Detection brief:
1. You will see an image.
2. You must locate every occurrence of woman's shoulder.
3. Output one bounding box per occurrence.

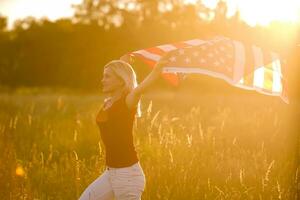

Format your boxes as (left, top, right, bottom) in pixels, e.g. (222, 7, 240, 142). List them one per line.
(112, 93, 138, 115)
(101, 93, 137, 113)
(96, 107, 108, 123)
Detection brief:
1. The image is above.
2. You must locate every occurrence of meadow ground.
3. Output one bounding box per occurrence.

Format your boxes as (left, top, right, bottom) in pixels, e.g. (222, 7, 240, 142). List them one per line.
(0, 88, 298, 199)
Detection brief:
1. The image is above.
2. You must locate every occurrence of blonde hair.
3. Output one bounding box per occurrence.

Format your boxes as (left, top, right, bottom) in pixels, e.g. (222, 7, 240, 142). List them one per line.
(104, 59, 142, 117)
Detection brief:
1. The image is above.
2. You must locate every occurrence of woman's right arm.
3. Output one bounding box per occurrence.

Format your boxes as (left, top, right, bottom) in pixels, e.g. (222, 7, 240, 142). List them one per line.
(124, 58, 167, 109)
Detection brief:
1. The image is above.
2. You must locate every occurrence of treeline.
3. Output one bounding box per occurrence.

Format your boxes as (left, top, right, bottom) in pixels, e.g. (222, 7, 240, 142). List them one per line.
(0, 0, 299, 97)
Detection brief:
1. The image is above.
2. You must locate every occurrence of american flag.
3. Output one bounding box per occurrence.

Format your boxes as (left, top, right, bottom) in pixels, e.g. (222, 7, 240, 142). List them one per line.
(125, 36, 289, 104)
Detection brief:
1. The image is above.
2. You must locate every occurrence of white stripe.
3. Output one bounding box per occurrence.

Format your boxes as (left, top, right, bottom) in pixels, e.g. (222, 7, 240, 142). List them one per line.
(163, 67, 210, 73)
(238, 78, 244, 84)
(133, 50, 161, 61)
(270, 52, 282, 75)
(270, 52, 282, 93)
(232, 40, 245, 83)
(252, 46, 264, 88)
(183, 39, 206, 46)
(162, 67, 233, 83)
(156, 44, 177, 52)
(163, 66, 289, 104)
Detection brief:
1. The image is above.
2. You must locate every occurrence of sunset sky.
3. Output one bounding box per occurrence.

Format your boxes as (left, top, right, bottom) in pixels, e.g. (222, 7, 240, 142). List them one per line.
(0, 0, 82, 28)
(0, 0, 299, 29)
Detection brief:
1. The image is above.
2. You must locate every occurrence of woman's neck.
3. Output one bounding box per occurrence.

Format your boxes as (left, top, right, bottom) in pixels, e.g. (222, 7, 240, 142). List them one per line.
(114, 89, 125, 98)
(104, 89, 125, 103)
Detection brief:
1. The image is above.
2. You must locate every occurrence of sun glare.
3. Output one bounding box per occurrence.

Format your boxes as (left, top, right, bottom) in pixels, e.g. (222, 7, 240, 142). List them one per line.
(3, 0, 81, 28)
(184, 0, 300, 26)
(236, 0, 300, 26)
(1, 0, 300, 28)
(183, 0, 199, 5)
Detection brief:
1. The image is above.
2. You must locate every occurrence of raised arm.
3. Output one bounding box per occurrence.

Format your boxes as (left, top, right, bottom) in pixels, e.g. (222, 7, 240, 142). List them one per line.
(120, 54, 166, 109)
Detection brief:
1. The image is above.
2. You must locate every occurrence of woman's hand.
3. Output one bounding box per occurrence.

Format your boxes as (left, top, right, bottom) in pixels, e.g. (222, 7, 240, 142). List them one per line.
(153, 59, 169, 75)
(120, 54, 132, 64)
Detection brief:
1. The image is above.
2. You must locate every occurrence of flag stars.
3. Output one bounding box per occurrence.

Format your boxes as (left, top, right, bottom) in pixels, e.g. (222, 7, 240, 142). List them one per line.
(226, 66, 232, 72)
(213, 61, 220, 66)
(200, 46, 206, 50)
(199, 58, 206, 63)
(226, 43, 232, 48)
(219, 46, 225, 51)
(169, 56, 176, 62)
(193, 51, 199, 57)
(184, 57, 191, 63)
(178, 49, 185, 55)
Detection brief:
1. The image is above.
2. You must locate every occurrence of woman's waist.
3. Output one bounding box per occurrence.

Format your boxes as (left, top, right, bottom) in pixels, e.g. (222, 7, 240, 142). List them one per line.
(105, 153, 139, 168)
(106, 161, 144, 175)
(107, 161, 140, 170)
(102, 141, 136, 152)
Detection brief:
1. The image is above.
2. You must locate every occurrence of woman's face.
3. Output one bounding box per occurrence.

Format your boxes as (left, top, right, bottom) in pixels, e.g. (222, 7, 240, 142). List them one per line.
(101, 67, 124, 93)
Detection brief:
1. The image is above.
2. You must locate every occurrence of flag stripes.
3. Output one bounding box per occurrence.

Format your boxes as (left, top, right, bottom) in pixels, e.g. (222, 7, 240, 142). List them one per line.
(126, 36, 289, 104)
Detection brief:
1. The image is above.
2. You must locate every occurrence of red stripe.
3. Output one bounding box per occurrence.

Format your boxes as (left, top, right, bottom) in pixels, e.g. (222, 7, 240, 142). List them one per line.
(132, 53, 156, 67)
(163, 73, 179, 86)
(172, 42, 190, 49)
(145, 47, 166, 56)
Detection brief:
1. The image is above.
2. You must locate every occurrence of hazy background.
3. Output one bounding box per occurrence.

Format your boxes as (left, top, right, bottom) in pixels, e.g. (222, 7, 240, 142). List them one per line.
(0, 1, 299, 199)
(0, 0, 299, 100)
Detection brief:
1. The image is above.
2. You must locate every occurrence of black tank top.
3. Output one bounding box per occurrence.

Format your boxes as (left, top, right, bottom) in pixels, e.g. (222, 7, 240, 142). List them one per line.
(96, 94, 139, 167)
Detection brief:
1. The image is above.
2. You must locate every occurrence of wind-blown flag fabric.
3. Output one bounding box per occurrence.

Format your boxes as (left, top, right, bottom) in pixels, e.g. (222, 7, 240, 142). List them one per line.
(125, 36, 289, 104)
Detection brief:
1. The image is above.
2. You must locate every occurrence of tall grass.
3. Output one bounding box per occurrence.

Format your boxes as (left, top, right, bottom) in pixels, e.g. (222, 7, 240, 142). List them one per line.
(0, 91, 298, 199)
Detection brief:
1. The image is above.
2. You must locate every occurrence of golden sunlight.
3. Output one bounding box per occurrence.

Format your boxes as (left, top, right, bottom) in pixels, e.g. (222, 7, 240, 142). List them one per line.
(236, 0, 300, 26)
(183, 0, 199, 5)
(1, 0, 82, 27)
(1, 0, 300, 28)
(185, 0, 300, 26)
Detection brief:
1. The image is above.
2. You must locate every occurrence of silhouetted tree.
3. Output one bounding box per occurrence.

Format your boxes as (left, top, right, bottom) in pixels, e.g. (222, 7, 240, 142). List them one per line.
(0, 15, 7, 31)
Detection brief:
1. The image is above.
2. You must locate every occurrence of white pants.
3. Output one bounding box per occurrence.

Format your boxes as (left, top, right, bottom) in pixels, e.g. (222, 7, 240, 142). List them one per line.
(79, 162, 145, 200)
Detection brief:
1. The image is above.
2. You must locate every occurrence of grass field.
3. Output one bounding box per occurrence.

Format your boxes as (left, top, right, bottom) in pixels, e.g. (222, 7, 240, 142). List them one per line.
(0, 89, 298, 199)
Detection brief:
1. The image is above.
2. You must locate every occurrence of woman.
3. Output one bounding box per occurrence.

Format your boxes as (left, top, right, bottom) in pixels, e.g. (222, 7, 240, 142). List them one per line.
(79, 57, 165, 200)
